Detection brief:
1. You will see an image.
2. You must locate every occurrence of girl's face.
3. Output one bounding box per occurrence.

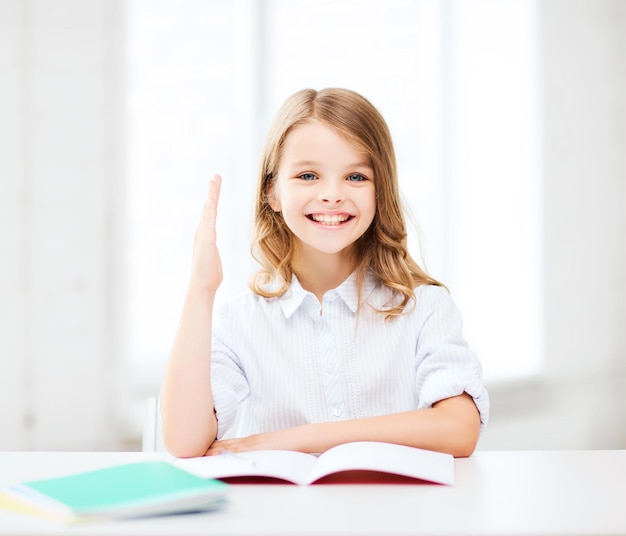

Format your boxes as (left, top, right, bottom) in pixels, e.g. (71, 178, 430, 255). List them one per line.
(269, 120, 376, 260)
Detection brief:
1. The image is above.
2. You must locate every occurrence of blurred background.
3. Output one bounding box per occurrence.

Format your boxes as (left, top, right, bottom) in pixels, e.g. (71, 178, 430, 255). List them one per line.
(0, 0, 624, 451)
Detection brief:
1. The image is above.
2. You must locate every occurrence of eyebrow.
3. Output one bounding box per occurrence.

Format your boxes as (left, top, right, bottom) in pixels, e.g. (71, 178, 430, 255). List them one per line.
(287, 160, 373, 170)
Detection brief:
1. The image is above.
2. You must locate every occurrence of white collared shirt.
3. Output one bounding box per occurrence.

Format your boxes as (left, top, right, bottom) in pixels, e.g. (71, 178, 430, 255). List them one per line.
(211, 273, 489, 438)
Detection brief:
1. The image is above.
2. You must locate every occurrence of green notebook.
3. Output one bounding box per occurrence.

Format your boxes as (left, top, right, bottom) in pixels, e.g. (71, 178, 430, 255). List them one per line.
(1, 461, 228, 524)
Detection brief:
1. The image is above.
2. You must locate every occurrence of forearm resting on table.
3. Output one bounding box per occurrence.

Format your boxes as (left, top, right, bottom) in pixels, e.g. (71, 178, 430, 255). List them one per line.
(305, 393, 481, 457)
(209, 392, 481, 458)
(160, 289, 219, 458)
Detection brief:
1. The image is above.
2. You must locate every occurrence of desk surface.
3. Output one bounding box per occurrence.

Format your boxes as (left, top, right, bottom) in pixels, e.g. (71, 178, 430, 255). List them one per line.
(1, 450, 625, 536)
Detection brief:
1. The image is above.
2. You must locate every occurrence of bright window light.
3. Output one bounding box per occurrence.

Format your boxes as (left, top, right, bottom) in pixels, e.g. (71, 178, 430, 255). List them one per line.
(125, 0, 541, 386)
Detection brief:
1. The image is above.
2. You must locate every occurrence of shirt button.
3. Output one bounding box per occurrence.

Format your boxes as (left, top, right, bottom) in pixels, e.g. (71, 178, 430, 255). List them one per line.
(332, 408, 342, 417)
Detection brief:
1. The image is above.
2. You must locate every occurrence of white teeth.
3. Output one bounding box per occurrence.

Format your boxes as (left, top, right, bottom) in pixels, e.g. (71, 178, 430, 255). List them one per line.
(310, 214, 350, 225)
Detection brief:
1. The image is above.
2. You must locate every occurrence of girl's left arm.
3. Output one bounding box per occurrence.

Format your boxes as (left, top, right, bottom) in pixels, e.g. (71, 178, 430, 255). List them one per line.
(205, 392, 481, 458)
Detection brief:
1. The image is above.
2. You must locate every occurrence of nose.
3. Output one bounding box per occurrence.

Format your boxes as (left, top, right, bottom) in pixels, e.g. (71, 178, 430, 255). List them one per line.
(320, 181, 345, 204)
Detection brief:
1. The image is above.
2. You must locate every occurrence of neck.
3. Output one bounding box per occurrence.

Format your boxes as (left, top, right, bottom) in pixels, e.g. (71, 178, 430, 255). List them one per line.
(292, 249, 356, 302)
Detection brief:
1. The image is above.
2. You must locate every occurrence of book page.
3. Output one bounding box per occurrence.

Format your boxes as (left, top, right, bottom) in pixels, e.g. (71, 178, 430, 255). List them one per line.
(305, 442, 455, 485)
(176, 450, 318, 485)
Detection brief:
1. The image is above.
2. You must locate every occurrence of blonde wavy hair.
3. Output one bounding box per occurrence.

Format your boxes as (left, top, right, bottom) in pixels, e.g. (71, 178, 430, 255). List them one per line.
(250, 88, 443, 318)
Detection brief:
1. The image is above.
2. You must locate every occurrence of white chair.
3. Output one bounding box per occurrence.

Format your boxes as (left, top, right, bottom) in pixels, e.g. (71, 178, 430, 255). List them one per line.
(142, 396, 165, 452)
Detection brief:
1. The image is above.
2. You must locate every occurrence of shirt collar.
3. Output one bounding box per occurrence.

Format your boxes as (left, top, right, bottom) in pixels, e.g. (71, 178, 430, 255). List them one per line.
(278, 271, 380, 318)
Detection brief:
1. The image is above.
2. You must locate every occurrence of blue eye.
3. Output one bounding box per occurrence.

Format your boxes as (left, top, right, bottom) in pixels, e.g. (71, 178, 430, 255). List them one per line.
(346, 173, 366, 182)
(298, 173, 317, 181)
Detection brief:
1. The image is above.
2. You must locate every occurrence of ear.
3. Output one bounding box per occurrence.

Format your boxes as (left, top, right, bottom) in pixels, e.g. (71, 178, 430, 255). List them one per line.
(266, 182, 281, 212)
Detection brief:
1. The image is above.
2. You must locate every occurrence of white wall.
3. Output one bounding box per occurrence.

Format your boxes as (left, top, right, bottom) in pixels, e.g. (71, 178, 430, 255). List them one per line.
(0, 0, 624, 451)
(0, 0, 125, 450)
(479, 0, 626, 450)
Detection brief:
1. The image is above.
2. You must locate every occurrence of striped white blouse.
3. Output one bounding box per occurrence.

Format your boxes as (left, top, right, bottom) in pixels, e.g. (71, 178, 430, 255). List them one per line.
(211, 272, 489, 439)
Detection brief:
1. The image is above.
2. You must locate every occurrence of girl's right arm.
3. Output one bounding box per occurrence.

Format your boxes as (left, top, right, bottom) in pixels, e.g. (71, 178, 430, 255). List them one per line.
(160, 174, 223, 458)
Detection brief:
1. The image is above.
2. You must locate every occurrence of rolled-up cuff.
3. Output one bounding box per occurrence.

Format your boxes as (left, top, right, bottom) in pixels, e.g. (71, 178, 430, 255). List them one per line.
(418, 367, 490, 430)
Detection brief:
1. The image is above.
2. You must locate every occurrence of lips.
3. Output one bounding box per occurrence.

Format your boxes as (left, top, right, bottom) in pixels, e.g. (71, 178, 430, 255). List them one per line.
(307, 213, 354, 226)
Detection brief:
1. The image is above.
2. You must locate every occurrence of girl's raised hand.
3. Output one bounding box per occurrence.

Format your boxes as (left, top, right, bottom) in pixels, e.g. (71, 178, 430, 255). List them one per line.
(190, 174, 223, 292)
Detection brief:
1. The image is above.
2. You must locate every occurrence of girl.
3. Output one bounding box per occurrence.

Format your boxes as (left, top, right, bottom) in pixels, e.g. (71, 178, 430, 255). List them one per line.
(161, 88, 489, 459)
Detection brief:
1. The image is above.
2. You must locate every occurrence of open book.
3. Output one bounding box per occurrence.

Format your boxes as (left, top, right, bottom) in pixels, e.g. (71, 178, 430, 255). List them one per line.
(175, 441, 455, 486)
(0, 461, 228, 524)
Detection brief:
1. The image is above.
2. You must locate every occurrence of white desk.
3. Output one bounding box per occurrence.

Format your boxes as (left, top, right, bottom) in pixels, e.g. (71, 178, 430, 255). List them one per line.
(1, 450, 625, 535)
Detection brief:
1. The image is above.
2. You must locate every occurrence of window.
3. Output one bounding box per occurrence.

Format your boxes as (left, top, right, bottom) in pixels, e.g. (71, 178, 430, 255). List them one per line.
(441, 0, 542, 380)
(125, 0, 541, 394)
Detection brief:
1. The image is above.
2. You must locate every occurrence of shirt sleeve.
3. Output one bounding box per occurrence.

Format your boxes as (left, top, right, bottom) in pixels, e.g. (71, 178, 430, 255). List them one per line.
(413, 286, 490, 428)
(211, 307, 251, 439)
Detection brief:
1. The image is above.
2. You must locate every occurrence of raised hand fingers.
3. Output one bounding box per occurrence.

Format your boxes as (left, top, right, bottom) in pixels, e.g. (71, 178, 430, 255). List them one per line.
(191, 174, 224, 291)
(207, 173, 222, 207)
(201, 174, 222, 234)
(201, 175, 222, 242)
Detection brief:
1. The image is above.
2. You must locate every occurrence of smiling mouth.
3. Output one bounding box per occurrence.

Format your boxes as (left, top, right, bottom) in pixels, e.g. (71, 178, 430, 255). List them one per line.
(307, 213, 354, 226)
